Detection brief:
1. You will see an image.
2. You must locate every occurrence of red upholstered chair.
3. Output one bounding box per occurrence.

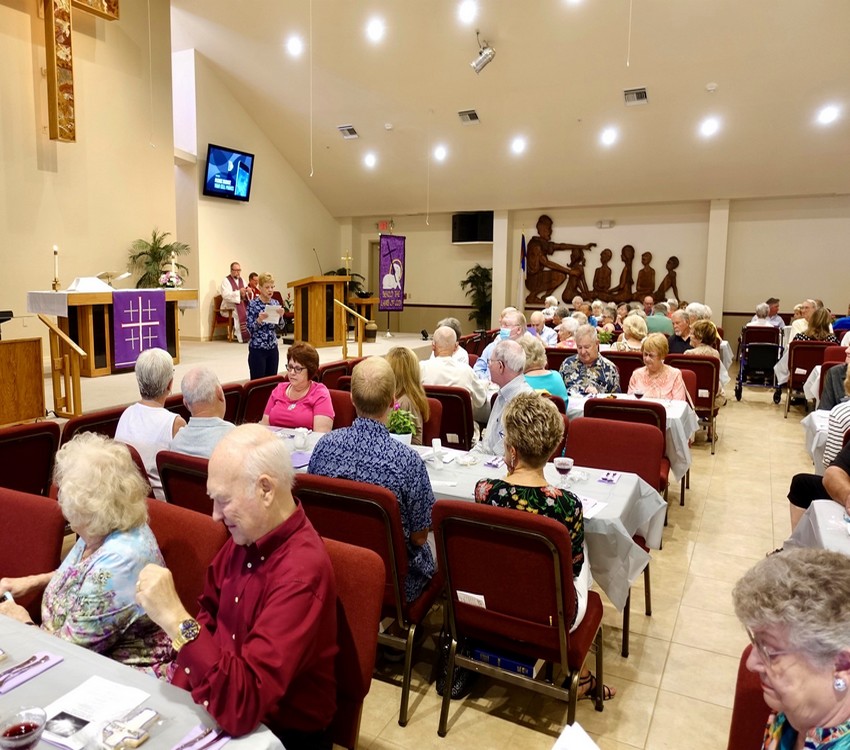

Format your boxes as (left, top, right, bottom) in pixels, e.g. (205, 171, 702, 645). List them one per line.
(548, 414, 570, 463)
(0, 421, 60, 496)
(60, 405, 127, 444)
(666, 354, 721, 452)
(0, 487, 66, 623)
(566, 417, 663, 657)
(727, 645, 771, 750)
(781, 340, 832, 417)
(467, 353, 479, 368)
(457, 334, 476, 353)
(605, 351, 644, 392)
(209, 294, 234, 342)
(541, 392, 567, 414)
(329, 388, 356, 429)
(316, 360, 350, 390)
(421, 398, 442, 446)
(422, 385, 475, 451)
(145, 498, 228, 618)
(156, 450, 212, 515)
(323, 538, 385, 750)
(824, 345, 846, 363)
(432, 500, 604, 735)
(545, 347, 572, 372)
(124, 444, 152, 496)
(238, 374, 286, 424)
(164, 393, 191, 422)
(292, 474, 444, 727)
(336, 375, 352, 392)
(165, 384, 242, 424)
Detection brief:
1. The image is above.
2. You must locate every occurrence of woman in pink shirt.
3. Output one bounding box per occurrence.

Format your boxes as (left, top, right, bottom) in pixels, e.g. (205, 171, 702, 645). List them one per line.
(628, 333, 688, 400)
(261, 342, 335, 431)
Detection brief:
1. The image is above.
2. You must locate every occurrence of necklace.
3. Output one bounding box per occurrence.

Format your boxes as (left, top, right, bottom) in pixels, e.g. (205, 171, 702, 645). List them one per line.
(286, 383, 308, 408)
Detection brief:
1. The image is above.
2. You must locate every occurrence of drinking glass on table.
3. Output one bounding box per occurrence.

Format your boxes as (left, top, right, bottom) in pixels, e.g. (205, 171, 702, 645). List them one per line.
(553, 457, 574, 489)
(633, 390, 644, 399)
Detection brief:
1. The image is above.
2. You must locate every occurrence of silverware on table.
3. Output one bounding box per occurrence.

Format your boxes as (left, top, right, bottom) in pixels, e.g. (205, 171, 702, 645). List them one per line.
(0, 654, 49, 689)
(174, 728, 224, 750)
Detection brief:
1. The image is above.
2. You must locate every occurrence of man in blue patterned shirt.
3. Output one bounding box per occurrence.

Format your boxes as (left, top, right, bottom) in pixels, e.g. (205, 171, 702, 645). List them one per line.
(559, 324, 620, 395)
(307, 357, 436, 603)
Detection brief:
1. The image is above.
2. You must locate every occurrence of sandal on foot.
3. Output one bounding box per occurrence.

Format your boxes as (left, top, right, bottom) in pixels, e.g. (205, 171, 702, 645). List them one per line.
(578, 673, 615, 701)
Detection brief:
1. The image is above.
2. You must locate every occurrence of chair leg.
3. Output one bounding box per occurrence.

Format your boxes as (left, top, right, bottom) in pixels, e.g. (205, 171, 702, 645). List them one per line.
(566, 669, 580, 725)
(621, 590, 630, 658)
(594, 625, 604, 713)
(710, 416, 716, 455)
(437, 636, 457, 737)
(679, 473, 686, 506)
(686, 468, 690, 489)
(643, 564, 652, 616)
(784, 383, 791, 418)
(398, 623, 416, 727)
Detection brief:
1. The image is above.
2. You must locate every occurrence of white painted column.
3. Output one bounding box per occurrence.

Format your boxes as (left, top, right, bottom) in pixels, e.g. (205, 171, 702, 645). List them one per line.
(704, 199, 730, 317)
(490, 210, 511, 327)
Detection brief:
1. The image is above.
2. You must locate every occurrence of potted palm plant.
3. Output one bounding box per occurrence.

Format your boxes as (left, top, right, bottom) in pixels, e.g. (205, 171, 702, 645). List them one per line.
(460, 264, 492, 329)
(127, 229, 191, 289)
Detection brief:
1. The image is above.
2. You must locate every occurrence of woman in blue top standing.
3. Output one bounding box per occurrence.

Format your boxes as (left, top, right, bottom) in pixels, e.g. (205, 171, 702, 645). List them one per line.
(246, 272, 281, 379)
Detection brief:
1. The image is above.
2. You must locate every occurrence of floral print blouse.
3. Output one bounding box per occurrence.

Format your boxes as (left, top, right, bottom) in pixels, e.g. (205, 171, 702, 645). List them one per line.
(41, 524, 172, 678)
(762, 711, 850, 749)
(246, 296, 280, 351)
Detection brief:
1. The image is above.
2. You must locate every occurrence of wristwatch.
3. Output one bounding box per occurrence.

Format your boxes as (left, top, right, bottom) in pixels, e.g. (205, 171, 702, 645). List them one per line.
(172, 618, 200, 652)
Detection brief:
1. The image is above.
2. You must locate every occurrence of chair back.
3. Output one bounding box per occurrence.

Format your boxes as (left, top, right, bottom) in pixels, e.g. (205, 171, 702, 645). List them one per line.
(156, 450, 212, 515)
(329, 389, 356, 429)
(741, 325, 781, 347)
(323, 538, 384, 750)
(540, 393, 567, 414)
(61, 405, 127, 444)
(421, 385, 475, 451)
(457, 333, 476, 353)
(787, 341, 832, 390)
(238, 374, 286, 424)
(824, 345, 847, 363)
(221, 382, 243, 423)
(467, 352, 479, 368)
(544, 347, 572, 372)
(164, 393, 191, 422)
(566, 417, 663, 488)
(432, 500, 576, 668)
(293, 474, 408, 617)
(606, 351, 644, 389)
(680, 369, 697, 404)
(335, 375, 352, 392)
(666, 354, 720, 418)
(726, 645, 771, 750)
(548, 414, 570, 462)
(124, 444, 152, 496)
(422, 398, 443, 445)
(210, 295, 233, 341)
(316, 360, 350, 389)
(0, 487, 66, 622)
(583, 398, 667, 435)
(0, 421, 60, 496)
(145, 499, 228, 617)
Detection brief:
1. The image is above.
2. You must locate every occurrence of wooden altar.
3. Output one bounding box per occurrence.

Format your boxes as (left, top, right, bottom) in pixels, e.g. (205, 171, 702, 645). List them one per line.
(288, 276, 349, 348)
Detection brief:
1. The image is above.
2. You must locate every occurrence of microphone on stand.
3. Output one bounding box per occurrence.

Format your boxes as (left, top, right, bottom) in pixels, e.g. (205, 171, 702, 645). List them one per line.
(313, 248, 323, 276)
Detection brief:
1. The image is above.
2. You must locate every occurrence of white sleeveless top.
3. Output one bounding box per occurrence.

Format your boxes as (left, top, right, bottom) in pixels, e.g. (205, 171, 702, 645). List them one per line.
(115, 403, 177, 501)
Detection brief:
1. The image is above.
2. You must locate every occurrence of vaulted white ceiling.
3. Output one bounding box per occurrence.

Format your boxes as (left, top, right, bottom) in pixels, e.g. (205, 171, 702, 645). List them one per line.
(170, 0, 850, 218)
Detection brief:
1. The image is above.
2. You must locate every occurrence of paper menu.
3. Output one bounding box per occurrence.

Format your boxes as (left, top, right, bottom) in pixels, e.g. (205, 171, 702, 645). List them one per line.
(263, 305, 281, 324)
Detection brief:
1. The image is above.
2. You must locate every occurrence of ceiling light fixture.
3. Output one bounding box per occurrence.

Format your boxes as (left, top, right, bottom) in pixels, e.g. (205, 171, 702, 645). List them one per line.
(699, 116, 720, 138)
(366, 17, 385, 43)
(458, 0, 477, 25)
(364, 152, 377, 169)
(510, 136, 526, 155)
(285, 35, 303, 57)
(433, 144, 447, 162)
(600, 127, 618, 146)
(470, 31, 495, 74)
(817, 105, 840, 125)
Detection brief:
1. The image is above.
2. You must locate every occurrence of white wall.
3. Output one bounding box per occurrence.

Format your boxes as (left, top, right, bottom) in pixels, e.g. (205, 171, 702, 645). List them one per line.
(1, 0, 176, 344)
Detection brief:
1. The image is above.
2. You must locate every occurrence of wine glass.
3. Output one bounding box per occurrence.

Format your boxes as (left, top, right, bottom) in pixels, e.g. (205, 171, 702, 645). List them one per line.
(634, 390, 644, 400)
(553, 457, 574, 489)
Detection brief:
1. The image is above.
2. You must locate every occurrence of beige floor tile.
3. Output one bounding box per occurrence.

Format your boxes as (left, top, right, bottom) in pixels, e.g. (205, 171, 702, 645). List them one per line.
(593, 737, 645, 750)
(644, 692, 732, 750)
(568, 678, 658, 747)
(600, 631, 671, 689)
(680, 574, 737, 617)
(601, 589, 681, 642)
(671, 605, 748, 658)
(659, 643, 739, 708)
(688, 545, 762, 584)
(694, 528, 774, 559)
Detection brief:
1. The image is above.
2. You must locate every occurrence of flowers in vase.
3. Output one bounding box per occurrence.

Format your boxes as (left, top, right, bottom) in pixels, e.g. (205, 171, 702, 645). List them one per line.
(158, 270, 183, 288)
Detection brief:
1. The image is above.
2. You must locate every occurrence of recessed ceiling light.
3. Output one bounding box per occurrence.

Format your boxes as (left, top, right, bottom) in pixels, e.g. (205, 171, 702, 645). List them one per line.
(458, 0, 477, 24)
(565, 0, 583, 5)
(364, 152, 377, 169)
(600, 127, 618, 146)
(285, 35, 303, 57)
(817, 104, 840, 125)
(699, 116, 720, 138)
(433, 144, 448, 162)
(366, 17, 385, 43)
(510, 136, 526, 155)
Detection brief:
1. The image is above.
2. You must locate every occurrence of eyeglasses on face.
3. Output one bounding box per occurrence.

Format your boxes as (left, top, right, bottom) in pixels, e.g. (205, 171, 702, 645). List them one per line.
(286, 364, 306, 374)
(746, 627, 796, 667)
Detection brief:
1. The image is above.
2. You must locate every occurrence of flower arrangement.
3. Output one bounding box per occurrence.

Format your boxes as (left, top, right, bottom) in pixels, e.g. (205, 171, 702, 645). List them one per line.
(597, 330, 614, 345)
(281, 292, 294, 312)
(387, 403, 416, 435)
(158, 270, 183, 288)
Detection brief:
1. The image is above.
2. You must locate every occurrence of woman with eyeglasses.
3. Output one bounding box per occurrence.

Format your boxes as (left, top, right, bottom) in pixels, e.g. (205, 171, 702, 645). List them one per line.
(732, 548, 850, 750)
(260, 342, 335, 432)
(246, 272, 281, 379)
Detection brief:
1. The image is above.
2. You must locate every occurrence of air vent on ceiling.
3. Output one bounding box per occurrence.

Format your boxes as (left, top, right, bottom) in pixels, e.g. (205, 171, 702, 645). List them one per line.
(457, 109, 480, 124)
(623, 87, 648, 106)
(337, 124, 359, 139)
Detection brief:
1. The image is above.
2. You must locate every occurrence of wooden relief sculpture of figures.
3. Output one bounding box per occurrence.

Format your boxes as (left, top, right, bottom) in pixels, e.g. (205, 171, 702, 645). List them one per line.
(525, 215, 596, 304)
(654, 256, 680, 301)
(592, 248, 613, 296)
(604, 245, 636, 303)
(635, 252, 656, 299)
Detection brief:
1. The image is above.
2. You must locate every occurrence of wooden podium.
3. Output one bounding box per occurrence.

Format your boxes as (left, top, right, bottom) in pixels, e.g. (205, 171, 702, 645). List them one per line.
(0, 338, 45, 425)
(288, 276, 349, 348)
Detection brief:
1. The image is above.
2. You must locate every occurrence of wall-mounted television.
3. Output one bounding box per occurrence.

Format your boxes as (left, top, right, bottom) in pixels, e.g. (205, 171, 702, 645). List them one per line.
(203, 143, 255, 202)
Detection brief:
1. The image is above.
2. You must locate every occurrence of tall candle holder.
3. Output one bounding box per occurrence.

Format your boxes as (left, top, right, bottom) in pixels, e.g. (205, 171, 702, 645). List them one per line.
(51, 245, 61, 291)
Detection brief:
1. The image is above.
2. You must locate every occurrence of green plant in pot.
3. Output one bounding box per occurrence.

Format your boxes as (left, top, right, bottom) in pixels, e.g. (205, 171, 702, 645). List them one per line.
(326, 267, 367, 297)
(128, 229, 190, 289)
(387, 403, 416, 444)
(460, 264, 492, 330)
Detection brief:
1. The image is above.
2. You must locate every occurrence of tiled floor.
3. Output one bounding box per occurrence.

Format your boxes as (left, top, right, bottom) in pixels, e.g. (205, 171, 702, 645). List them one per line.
(53, 339, 815, 749)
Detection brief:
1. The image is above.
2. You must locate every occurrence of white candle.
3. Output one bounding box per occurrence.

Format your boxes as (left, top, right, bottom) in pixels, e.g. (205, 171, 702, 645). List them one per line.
(170, 250, 176, 273)
(53, 245, 59, 279)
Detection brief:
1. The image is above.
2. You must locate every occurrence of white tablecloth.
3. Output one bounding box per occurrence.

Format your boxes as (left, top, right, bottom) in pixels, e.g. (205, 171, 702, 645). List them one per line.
(0, 618, 283, 749)
(804, 364, 822, 405)
(719, 340, 733, 370)
(416, 446, 667, 611)
(784, 500, 850, 555)
(801, 409, 829, 475)
(566, 394, 698, 481)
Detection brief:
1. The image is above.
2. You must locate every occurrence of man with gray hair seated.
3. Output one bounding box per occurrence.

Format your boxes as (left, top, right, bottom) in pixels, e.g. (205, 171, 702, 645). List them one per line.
(669, 309, 693, 353)
(478, 339, 533, 456)
(115, 347, 186, 500)
(749, 297, 783, 327)
(420, 326, 489, 421)
(530, 310, 558, 346)
(558, 324, 620, 395)
(646, 301, 674, 335)
(473, 310, 527, 380)
(169, 367, 235, 458)
(430, 316, 469, 365)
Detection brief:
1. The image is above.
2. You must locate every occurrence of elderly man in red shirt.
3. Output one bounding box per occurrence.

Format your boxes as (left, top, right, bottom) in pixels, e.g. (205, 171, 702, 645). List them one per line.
(136, 424, 338, 750)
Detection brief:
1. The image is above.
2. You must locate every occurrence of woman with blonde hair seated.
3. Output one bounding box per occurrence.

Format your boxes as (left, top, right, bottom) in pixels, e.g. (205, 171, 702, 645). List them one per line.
(0, 433, 171, 677)
(794, 306, 840, 344)
(386, 346, 430, 445)
(685, 319, 728, 406)
(519, 335, 568, 400)
(628, 333, 688, 400)
(613, 313, 647, 352)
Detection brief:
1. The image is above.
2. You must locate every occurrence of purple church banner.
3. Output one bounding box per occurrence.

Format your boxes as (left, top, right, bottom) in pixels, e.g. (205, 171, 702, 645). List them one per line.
(112, 290, 167, 368)
(378, 234, 406, 312)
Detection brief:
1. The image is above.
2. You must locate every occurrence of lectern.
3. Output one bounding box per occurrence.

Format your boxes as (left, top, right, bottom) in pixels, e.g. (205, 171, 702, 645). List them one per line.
(288, 276, 349, 348)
